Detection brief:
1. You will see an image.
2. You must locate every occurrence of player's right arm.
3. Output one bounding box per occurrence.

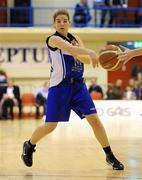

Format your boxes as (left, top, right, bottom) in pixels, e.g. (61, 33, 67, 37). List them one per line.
(48, 36, 98, 68)
(73, 35, 97, 66)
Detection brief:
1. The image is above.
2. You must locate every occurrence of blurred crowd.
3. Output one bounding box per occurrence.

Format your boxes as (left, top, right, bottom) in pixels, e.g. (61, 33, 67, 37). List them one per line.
(89, 76, 142, 100)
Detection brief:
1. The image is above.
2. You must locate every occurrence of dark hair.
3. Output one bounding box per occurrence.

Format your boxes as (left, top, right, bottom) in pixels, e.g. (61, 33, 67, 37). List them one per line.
(53, 9, 70, 22)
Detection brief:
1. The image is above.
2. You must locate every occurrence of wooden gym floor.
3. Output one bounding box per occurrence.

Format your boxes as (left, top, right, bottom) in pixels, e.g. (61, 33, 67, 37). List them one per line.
(0, 112, 142, 180)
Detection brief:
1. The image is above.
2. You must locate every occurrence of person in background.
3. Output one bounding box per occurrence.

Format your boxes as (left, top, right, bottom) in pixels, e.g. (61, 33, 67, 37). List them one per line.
(100, 0, 113, 27)
(0, 69, 8, 101)
(34, 81, 49, 118)
(0, 71, 7, 84)
(137, 82, 142, 99)
(21, 9, 124, 170)
(88, 77, 104, 98)
(106, 79, 123, 99)
(73, 0, 91, 27)
(134, 10, 142, 27)
(123, 85, 137, 100)
(100, 0, 127, 27)
(106, 83, 113, 99)
(126, 79, 142, 100)
(0, 79, 22, 120)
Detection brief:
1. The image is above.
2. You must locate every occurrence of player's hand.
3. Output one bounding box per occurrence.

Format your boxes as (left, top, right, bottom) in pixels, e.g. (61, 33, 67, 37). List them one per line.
(71, 40, 79, 46)
(117, 45, 132, 64)
(119, 45, 129, 52)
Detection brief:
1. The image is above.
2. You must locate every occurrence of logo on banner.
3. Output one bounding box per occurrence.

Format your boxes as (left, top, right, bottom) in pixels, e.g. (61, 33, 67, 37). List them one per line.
(0, 47, 48, 63)
(97, 107, 131, 117)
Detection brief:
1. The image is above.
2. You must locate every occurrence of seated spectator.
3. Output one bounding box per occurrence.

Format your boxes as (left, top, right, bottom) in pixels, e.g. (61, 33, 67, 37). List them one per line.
(127, 78, 135, 87)
(0, 69, 8, 101)
(137, 82, 142, 99)
(0, 64, 7, 81)
(88, 77, 104, 98)
(34, 81, 49, 118)
(0, 71, 7, 84)
(123, 85, 137, 100)
(106, 79, 123, 99)
(127, 78, 141, 99)
(0, 79, 22, 120)
(73, 0, 91, 27)
(106, 83, 113, 99)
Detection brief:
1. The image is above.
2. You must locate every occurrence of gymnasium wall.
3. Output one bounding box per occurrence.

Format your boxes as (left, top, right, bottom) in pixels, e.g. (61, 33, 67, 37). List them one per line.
(0, 27, 142, 91)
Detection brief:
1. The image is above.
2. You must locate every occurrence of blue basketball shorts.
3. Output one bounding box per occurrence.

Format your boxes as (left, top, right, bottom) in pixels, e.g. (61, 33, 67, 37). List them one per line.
(45, 79, 97, 122)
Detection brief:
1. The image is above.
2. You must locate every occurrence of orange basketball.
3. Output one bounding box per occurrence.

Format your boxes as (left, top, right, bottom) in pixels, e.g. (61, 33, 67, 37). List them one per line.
(99, 45, 124, 71)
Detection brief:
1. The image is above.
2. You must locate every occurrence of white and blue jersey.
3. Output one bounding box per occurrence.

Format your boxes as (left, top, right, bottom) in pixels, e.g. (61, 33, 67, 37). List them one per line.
(45, 31, 97, 122)
(46, 31, 84, 87)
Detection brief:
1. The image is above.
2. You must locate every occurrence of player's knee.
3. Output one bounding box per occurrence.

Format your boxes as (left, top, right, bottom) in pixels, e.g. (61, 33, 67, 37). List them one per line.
(86, 114, 101, 127)
(44, 122, 58, 133)
(50, 124, 58, 132)
(86, 113, 99, 122)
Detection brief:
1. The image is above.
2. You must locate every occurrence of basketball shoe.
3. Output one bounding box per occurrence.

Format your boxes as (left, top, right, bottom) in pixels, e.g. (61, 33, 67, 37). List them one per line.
(21, 141, 36, 167)
(106, 152, 124, 170)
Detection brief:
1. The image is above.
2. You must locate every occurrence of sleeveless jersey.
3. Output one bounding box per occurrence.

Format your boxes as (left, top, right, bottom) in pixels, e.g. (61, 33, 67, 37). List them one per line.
(46, 31, 84, 87)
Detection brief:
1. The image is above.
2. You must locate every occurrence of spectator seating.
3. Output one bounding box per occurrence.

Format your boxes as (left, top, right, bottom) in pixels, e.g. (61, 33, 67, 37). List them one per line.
(21, 93, 36, 118)
(90, 91, 103, 100)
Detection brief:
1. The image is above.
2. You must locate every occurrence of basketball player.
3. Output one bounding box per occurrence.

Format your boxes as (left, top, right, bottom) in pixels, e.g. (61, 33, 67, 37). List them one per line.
(118, 45, 142, 63)
(21, 9, 124, 170)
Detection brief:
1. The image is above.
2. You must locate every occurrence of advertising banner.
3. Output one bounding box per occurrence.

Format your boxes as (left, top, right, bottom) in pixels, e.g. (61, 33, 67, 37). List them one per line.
(94, 100, 142, 120)
(0, 43, 50, 78)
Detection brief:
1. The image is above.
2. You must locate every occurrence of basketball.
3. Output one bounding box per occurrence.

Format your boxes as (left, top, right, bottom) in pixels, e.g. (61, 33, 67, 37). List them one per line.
(98, 45, 124, 71)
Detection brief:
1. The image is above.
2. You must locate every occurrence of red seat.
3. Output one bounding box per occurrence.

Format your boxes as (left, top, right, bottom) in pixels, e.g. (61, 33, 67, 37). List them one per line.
(90, 92, 103, 100)
(21, 93, 36, 118)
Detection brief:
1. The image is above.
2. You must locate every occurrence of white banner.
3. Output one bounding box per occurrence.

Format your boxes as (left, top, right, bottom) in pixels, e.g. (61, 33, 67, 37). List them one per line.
(0, 43, 48, 64)
(70, 100, 142, 121)
(0, 43, 50, 78)
(94, 100, 142, 120)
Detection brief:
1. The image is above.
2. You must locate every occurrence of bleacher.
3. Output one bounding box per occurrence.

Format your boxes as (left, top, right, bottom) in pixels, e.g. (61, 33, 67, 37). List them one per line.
(0, 0, 142, 27)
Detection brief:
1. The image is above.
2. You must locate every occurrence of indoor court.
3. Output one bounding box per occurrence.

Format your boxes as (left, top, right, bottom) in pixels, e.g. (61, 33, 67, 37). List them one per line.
(0, 0, 142, 180)
(0, 110, 142, 180)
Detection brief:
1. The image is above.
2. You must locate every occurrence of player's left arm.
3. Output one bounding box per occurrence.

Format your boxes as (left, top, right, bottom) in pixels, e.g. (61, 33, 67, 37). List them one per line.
(118, 45, 142, 64)
(125, 48, 142, 59)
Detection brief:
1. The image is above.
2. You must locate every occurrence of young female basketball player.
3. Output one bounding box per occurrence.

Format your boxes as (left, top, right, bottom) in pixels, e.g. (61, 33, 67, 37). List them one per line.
(118, 45, 142, 63)
(21, 9, 124, 170)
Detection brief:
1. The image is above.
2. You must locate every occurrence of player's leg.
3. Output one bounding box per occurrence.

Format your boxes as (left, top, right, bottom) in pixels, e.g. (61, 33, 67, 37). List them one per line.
(85, 113, 124, 170)
(72, 82, 124, 170)
(30, 122, 58, 144)
(86, 113, 109, 147)
(21, 122, 58, 167)
(21, 81, 72, 167)
(21, 86, 59, 167)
